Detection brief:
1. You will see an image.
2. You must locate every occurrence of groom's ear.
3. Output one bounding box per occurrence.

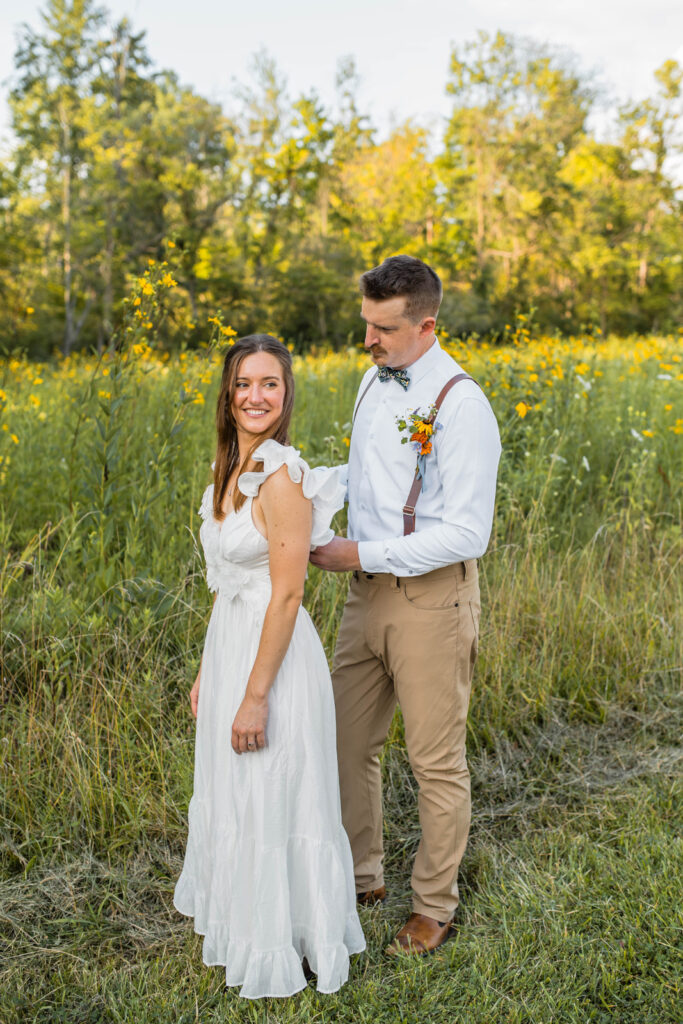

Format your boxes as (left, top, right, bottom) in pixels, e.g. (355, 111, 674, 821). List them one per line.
(419, 316, 436, 336)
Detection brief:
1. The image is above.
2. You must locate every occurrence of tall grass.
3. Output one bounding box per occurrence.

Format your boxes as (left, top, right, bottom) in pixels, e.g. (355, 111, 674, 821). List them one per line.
(1, 326, 681, 1022)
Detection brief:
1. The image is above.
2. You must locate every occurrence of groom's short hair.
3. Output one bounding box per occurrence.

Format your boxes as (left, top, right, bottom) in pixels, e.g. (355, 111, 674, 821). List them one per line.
(360, 255, 442, 323)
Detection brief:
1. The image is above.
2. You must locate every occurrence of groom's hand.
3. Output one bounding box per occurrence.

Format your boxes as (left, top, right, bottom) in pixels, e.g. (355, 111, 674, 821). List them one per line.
(309, 536, 361, 572)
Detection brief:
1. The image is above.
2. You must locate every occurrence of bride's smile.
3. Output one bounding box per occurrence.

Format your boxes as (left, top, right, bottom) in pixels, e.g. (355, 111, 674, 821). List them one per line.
(231, 351, 285, 441)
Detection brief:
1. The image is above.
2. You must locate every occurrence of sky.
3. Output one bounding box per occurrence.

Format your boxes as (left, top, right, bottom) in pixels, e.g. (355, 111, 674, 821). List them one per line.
(1, 0, 683, 142)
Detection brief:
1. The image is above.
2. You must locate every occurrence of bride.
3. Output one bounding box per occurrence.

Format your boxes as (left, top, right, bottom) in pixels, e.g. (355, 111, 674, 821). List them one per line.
(173, 334, 365, 999)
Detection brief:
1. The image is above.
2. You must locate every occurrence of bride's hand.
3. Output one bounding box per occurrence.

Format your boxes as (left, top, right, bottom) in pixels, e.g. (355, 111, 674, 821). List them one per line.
(231, 692, 268, 754)
(190, 669, 201, 719)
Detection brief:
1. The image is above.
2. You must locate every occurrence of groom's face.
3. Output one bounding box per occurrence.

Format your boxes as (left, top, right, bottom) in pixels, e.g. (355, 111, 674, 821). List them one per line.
(361, 296, 435, 370)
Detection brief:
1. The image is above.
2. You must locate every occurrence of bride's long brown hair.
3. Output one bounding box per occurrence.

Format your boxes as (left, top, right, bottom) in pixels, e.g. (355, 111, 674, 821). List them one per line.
(213, 334, 295, 520)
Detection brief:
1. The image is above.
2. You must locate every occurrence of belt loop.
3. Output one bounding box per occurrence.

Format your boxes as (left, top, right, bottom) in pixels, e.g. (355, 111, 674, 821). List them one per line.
(463, 560, 469, 581)
(392, 574, 400, 591)
(352, 570, 358, 582)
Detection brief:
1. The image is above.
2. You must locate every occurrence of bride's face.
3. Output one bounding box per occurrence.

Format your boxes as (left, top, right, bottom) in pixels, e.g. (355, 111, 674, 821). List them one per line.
(231, 351, 286, 440)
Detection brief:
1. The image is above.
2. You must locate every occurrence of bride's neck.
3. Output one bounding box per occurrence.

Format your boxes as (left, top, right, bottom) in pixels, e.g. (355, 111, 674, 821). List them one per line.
(236, 435, 254, 465)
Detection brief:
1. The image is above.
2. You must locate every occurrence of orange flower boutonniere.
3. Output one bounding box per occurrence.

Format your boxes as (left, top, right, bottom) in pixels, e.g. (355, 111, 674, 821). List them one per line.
(396, 404, 443, 478)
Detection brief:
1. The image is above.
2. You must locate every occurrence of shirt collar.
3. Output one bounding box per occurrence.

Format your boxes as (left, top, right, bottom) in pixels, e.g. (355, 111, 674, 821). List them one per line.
(404, 337, 443, 389)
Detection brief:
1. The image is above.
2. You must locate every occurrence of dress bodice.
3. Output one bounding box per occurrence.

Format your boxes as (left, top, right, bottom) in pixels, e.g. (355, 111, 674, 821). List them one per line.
(198, 440, 345, 605)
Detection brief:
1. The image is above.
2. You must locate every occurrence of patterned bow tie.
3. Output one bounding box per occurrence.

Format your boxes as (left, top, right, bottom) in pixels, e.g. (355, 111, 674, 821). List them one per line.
(377, 366, 410, 390)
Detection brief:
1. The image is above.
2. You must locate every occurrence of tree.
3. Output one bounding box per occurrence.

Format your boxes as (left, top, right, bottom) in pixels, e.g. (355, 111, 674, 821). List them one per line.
(617, 61, 683, 328)
(11, 0, 108, 354)
(337, 122, 436, 267)
(438, 31, 593, 332)
(150, 74, 239, 326)
(84, 17, 156, 348)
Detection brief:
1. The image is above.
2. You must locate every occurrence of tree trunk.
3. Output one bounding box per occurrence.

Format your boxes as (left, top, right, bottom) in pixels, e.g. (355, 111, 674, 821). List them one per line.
(318, 178, 329, 237)
(637, 257, 648, 291)
(102, 198, 115, 349)
(425, 214, 433, 246)
(60, 98, 76, 356)
(475, 148, 485, 271)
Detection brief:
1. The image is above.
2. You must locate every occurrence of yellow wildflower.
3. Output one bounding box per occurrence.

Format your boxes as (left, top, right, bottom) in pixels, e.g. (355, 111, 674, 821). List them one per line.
(26, 306, 34, 315)
(28, 394, 40, 408)
(11, 433, 19, 444)
(515, 401, 529, 418)
(162, 273, 177, 287)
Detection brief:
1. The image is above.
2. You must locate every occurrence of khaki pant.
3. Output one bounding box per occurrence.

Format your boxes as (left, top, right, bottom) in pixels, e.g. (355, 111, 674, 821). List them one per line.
(332, 561, 480, 921)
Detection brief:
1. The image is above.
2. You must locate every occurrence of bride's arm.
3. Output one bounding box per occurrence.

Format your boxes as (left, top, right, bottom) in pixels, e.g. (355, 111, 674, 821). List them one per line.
(230, 465, 313, 754)
(190, 594, 217, 718)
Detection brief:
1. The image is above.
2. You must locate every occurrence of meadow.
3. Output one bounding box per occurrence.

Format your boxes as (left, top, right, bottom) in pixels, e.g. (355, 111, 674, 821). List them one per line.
(1, 295, 681, 1022)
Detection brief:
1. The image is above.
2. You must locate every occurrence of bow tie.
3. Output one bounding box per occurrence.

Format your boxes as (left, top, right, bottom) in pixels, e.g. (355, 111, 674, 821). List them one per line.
(377, 366, 410, 390)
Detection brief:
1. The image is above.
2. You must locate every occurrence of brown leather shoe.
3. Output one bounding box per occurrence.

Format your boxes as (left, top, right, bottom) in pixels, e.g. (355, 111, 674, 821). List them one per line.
(356, 885, 387, 906)
(385, 913, 453, 956)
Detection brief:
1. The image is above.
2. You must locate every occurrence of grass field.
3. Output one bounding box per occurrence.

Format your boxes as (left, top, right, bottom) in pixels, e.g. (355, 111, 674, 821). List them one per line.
(1, 315, 681, 1022)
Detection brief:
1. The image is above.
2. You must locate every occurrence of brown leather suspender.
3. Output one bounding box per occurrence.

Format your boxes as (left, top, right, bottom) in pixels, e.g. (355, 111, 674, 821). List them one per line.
(402, 373, 475, 536)
(352, 370, 379, 426)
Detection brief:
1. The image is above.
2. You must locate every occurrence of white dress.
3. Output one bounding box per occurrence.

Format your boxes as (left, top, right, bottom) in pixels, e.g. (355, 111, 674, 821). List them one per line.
(173, 440, 365, 999)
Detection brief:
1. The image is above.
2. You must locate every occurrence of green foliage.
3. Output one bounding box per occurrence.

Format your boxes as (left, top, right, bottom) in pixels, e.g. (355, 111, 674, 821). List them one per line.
(1, 336, 682, 1020)
(2, 11, 683, 353)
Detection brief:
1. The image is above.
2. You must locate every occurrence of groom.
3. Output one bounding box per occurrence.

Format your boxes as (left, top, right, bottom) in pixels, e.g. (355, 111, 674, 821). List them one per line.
(310, 255, 501, 955)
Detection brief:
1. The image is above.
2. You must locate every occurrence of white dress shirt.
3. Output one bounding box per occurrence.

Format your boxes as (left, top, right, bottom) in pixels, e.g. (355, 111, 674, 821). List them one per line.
(342, 339, 501, 576)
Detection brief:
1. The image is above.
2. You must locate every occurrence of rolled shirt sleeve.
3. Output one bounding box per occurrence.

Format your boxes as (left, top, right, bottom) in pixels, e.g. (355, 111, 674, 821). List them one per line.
(337, 461, 349, 503)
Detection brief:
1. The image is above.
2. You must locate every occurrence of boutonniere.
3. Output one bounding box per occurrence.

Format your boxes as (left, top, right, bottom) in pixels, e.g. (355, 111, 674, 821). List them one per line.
(396, 404, 443, 479)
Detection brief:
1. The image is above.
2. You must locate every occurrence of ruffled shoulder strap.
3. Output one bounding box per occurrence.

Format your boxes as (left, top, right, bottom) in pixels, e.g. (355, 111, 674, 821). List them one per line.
(237, 440, 306, 496)
(238, 439, 345, 548)
(198, 481, 214, 521)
